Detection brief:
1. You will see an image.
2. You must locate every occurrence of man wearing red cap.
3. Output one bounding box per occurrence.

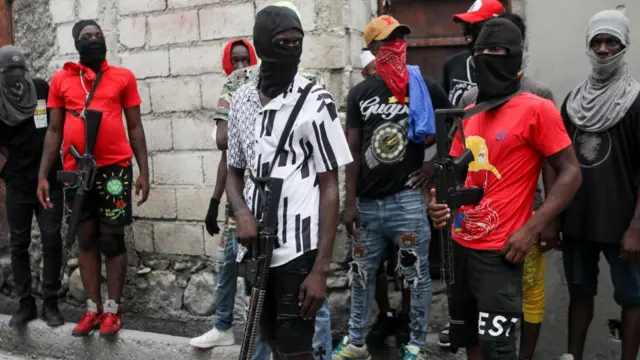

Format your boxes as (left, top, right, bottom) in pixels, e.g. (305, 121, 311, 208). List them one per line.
(442, 0, 505, 107)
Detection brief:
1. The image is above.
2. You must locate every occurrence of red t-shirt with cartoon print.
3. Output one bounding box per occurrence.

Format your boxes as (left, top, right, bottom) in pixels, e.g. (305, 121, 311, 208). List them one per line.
(449, 93, 571, 250)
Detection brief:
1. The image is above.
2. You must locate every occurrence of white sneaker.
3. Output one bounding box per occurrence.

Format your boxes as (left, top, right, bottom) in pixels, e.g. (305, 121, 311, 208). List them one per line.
(560, 355, 575, 360)
(189, 328, 235, 349)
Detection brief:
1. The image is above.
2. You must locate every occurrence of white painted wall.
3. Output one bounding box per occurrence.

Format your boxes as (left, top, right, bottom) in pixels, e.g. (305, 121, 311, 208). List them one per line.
(525, 0, 640, 103)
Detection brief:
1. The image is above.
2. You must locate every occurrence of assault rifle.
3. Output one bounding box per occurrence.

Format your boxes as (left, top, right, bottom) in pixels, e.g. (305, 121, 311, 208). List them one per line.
(237, 176, 284, 360)
(57, 109, 102, 282)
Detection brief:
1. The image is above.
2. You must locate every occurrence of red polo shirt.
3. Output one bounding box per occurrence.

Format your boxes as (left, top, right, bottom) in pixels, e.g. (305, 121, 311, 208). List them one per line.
(48, 60, 141, 170)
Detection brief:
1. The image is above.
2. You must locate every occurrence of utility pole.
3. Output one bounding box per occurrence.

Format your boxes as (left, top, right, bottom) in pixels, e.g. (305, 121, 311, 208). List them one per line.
(0, 0, 12, 247)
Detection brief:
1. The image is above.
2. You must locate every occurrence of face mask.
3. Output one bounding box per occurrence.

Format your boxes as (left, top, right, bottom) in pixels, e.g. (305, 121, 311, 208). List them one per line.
(75, 38, 107, 72)
(259, 43, 301, 99)
(375, 38, 409, 104)
(587, 48, 626, 81)
(474, 53, 522, 103)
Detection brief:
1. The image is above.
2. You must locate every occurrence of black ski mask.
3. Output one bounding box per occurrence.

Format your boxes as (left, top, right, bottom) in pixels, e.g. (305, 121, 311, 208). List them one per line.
(462, 21, 487, 52)
(473, 18, 523, 103)
(253, 6, 303, 98)
(72, 20, 107, 73)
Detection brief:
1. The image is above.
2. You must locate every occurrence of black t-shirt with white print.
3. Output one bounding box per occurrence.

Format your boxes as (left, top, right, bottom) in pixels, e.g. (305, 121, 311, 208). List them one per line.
(442, 50, 477, 107)
(346, 73, 451, 199)
(560, 94, 640, 244)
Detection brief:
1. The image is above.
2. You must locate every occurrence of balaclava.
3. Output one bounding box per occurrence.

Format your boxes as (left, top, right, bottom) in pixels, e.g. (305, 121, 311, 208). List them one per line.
(463, 21, 487, 52)
(0, 45, 37, 126)
(253, 5, 303, 99)
(473, 18, 523, 103)
(72, 20, 107, 74)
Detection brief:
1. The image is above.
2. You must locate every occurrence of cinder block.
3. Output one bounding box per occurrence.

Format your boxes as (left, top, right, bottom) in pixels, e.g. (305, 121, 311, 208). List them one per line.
(152, 152, 203, 185)
(79, 0, 100, 19)
(117, 0, 166, 15)
(148, 78, 201, 113)
(301, 33, 348, 70)
(255, 0, 316, 31)
(132, 156, 154, 185)
(138, 81, 152, 115)
(168, 0, 221, 9)
(132, 221, 155, 252)
(202, 150, 224, 186)
(176, 188, 213, 221)
(204, 231, 221, 257)
(119, 50, 170, 79)
(348, 0, 374, 32)
(118, 16, 147, 49)
(201, 73, 228, 109)
(49, 0, 76, 24)
(56, 23, 77, 55)
(134, 186, 177, 219)
(169, 44, 222, 76)
(153, 222, 205, 255)
(172, 116, 216, 150)
(148, 10, 199, 46)
(142, 118, 173, 152)
(199, 3, 254, 40)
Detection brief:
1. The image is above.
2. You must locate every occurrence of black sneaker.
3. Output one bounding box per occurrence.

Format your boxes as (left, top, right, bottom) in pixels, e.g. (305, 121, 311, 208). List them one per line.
(367, 310, 397, 344)
(438, 324, 451, 348)
(9, 297, 37, 328)
(42, 300, 65, 327)
(395, 313, 410, 347)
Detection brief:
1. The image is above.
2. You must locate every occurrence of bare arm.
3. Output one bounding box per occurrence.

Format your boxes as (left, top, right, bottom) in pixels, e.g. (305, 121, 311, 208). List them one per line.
(38, 108, 65, 180)
(0, 146, 7, 158)
(524, 147, 582, 234)
(344, 128, 361, 208)
(124, 106, 149, 178)
(213, 121, 229, 200)
(226, 166, 249, 215)
(314, 169, 340, 276)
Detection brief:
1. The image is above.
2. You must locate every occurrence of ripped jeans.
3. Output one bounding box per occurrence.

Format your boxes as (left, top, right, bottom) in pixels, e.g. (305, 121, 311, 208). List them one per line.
(348, 190, 432, 348)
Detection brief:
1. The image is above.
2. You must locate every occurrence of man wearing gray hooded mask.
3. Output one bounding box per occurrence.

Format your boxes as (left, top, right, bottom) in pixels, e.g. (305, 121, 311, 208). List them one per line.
(0, 46, 65, 328)
(554, 9, 640, 360)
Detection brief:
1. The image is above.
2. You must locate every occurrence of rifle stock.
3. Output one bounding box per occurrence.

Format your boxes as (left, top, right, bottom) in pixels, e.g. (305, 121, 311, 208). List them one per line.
(57, 110, 102, 283)
(238, 177, 283, 360)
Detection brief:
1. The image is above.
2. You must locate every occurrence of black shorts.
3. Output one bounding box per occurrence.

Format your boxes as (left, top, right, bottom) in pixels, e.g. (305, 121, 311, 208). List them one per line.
(260, 250, 317, 357)
(64, 164, 133, 227)
(449, 241, 523, 349)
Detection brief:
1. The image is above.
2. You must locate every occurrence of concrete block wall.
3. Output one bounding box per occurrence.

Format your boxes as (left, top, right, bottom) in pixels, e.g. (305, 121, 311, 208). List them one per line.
(45, 0, 376, 259)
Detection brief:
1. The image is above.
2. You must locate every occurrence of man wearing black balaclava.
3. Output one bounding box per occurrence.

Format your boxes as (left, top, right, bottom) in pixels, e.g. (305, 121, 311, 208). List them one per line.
(38, 19, 150, 338)
(0, 45, 64, 328)
(428, 18, 582, 360)
(226, 5, 352, 359)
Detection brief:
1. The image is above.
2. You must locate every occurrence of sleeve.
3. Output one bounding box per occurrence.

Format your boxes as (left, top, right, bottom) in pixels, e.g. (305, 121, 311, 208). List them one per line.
(47, 72, 65, 109)
(345, 86, 363, 129)
(442, 60, 451, 95)
(458, 87, 478, 109)
(308, 87, 353, 173)
(449, 130, 464, 158)
(526, 101, 572, 157)
(226, 91, 247, 169)
(213, 76, 236, 123)
(121, 70, 142, 109)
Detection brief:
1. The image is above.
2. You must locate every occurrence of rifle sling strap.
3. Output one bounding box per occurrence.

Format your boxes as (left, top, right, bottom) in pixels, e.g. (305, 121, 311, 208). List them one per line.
(67, 71, 104, 119)
(454, 91, 520, 150)
(254, 81, 316, 179)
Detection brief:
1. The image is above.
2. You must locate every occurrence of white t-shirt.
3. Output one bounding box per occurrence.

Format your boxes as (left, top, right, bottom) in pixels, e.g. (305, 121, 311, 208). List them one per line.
(227, 75, 352, 267)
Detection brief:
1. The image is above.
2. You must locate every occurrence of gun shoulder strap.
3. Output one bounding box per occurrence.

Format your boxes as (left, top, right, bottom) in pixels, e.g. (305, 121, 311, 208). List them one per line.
(67, 71, 104, 118)
(455, 91, 520, 149)
(266, 81, 316, 175)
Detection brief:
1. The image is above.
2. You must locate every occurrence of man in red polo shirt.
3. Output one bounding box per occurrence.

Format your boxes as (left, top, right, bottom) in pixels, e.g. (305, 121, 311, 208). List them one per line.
(37, 20, 150, 337)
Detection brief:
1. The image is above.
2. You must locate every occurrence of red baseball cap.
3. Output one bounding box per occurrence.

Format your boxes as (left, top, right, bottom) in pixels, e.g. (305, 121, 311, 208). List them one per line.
(453, 0, 505, 24)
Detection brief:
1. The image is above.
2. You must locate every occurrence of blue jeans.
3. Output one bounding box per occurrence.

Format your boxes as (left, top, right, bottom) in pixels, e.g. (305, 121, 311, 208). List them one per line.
(214, 227, 333, 359)
(348, 190, 432, 348)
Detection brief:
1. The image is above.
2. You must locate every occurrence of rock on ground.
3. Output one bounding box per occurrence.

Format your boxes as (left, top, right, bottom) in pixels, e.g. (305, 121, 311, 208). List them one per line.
(183, 272, 216, 316)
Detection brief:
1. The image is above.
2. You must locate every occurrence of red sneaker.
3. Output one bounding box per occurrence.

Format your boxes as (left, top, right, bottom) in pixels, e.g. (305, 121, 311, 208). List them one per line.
(72, 310, 102, 337)
(99, 312, 122, 337)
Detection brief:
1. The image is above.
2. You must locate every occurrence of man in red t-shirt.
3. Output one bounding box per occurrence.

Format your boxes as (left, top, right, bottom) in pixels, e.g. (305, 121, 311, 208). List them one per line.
(36, 20, 150, 338)
(429, 18, 581, 359)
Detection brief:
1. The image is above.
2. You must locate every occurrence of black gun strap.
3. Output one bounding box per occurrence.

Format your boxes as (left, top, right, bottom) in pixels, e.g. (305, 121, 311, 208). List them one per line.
(454, 91, 520, 149)
(266, 81, 316, 176)
(67, 71, 104, 118)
